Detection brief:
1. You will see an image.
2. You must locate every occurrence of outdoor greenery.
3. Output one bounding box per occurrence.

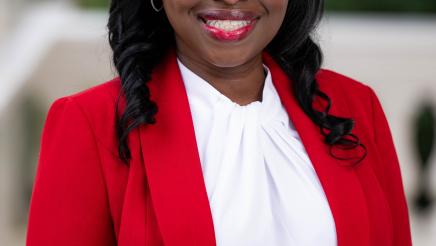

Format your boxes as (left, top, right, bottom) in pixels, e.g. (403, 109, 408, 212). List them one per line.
(77, 0, 108, 9)
(325, 0, 436, 13)
(76, 0, 436, 13)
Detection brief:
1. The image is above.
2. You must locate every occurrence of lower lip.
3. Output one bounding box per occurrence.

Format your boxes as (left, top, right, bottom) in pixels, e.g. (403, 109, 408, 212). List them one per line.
(200, 19, 257, 42)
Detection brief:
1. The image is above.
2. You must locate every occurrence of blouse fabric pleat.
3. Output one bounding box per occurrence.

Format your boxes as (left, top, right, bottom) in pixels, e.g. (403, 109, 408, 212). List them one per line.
(177, 58, 337, 246)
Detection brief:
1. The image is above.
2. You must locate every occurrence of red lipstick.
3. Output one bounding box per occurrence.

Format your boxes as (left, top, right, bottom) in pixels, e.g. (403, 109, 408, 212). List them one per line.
(197, 10, 260, 42)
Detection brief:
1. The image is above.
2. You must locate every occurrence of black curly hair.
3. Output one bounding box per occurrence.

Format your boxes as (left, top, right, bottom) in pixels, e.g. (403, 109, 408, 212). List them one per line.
(108, 0, 367, 165)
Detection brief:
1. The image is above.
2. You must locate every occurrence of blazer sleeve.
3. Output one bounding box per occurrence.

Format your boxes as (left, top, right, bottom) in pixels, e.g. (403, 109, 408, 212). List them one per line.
(368, 87, 412, 245)
(26, 97, 116, 245)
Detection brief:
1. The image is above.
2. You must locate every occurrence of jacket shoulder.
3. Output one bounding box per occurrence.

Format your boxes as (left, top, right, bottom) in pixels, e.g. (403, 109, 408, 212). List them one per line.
(316, 68, 371, 94)
(314, 69, 384, 138)
(315, 69, 376, 135)
(66, 77, 122, 106)
(315, 68, 375, 106)
(51, 77, 122, 155)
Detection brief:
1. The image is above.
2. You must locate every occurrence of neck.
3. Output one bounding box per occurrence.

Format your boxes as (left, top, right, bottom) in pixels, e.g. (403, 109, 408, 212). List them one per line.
(176, 50, 266, 106)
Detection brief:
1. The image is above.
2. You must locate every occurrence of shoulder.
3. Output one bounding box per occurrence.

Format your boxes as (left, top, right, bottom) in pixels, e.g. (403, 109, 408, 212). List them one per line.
(53, 77, 122, 124)
(315, 68, 378, 108)
(316, 69, 395, 144)
(64, 77, 122, 109)
(47, 77, 122, 153)
(316, 68, 373, 98)
(315, 68, 381, 139)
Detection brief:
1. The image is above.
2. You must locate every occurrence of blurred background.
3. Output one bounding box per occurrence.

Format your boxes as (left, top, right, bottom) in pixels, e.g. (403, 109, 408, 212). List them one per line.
(0, 0, 435, 245)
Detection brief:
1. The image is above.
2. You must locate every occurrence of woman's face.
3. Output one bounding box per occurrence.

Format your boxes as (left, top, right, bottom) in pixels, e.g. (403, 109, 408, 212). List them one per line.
(162, 0, 288, 67)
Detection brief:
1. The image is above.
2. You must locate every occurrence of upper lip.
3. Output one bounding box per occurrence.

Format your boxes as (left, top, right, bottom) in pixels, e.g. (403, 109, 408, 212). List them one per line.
(197, 9, 260, 22)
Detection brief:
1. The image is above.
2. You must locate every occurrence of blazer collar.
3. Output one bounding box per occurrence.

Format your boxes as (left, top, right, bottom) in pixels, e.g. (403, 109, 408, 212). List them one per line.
(139, 47, 369, 246)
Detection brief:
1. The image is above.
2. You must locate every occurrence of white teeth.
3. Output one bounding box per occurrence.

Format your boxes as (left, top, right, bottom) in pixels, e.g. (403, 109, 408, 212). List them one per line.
(205, 20, 251, 31)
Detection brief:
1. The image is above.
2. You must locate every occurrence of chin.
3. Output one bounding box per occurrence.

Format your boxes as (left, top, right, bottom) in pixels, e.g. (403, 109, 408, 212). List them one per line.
(205, 50, 253, 68)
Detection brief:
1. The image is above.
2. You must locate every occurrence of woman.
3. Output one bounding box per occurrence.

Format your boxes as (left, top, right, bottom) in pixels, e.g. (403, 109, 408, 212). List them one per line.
(26, 0, 412, 245)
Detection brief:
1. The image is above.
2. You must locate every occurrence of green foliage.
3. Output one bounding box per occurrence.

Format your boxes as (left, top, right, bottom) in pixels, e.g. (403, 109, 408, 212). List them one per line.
(326, 0, 436, 13)
(76, 0, 109, 9)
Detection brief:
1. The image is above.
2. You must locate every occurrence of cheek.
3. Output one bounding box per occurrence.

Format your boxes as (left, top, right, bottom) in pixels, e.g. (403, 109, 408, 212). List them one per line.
(268, 0, 288, 21)
(163, 0, 199, 16)
(267, 0, 289, 10)
(262, 0, 288, 34)
(162, 0, 200, 34)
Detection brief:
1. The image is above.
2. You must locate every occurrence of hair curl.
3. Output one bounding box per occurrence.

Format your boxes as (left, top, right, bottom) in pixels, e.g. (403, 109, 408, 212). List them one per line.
(108, 0, 367, 165)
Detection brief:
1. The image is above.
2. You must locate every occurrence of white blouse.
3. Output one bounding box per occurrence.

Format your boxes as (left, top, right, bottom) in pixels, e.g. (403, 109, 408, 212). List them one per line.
(177, 58, 337, 246)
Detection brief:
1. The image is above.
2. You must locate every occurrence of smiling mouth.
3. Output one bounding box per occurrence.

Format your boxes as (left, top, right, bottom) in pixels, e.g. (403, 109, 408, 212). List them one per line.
(197, 10, 260, 41)
(198, 18, 256, 31)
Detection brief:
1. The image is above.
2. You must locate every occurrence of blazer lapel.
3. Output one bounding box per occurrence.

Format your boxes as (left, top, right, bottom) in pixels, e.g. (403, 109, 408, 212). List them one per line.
(262, 51, 370, 245)
(139, 47, 216, 246)
(139, 47, 370, 246)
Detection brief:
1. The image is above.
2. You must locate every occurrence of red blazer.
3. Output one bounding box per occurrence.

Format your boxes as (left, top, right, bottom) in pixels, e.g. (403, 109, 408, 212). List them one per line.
(26, 47, 412, 246)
